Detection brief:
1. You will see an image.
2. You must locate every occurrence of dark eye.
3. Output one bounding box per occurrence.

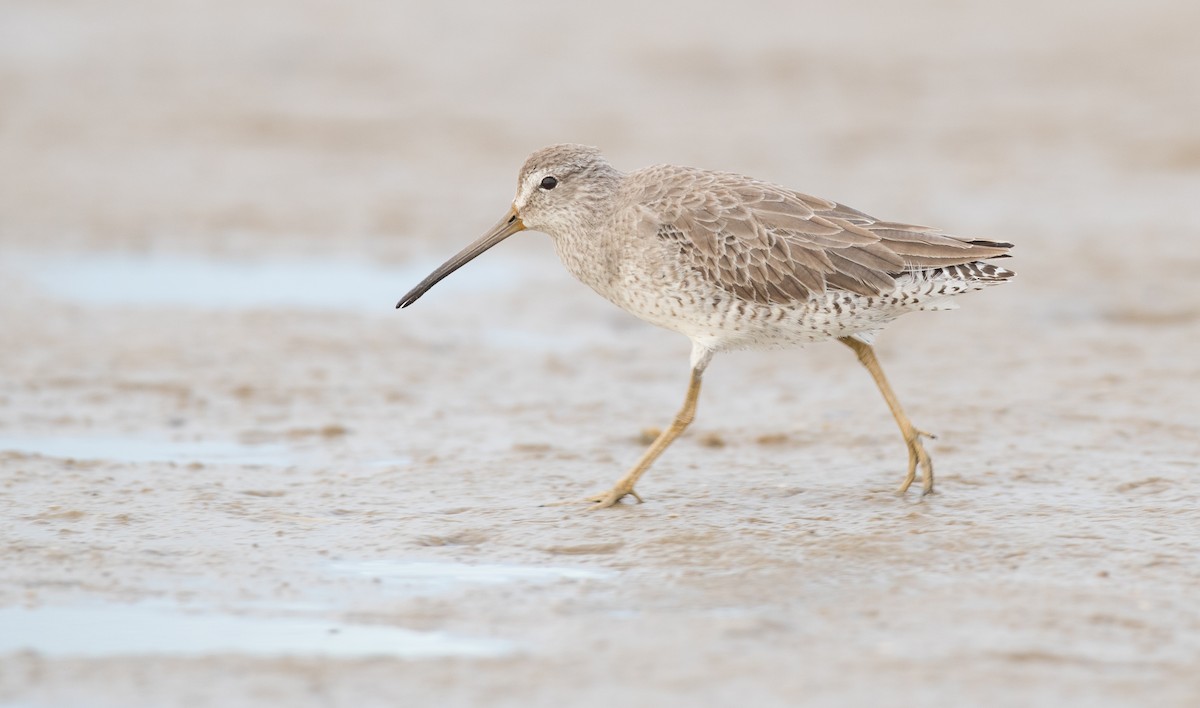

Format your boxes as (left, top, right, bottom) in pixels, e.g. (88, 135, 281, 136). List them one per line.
(540, 175, 558, 190)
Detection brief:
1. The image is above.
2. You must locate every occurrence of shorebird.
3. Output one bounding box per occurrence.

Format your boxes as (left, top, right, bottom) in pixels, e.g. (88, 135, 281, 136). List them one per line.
(398, 144, 1013, 508)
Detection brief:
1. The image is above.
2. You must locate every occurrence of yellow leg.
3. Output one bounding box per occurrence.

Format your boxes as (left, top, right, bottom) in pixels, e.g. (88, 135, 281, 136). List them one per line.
(552, 366, 704, 509)
(840, 337, 935, 495)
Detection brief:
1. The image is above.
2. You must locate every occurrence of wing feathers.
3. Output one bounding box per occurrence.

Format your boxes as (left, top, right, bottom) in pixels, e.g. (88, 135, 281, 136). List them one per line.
(643, 167, 1012, 305)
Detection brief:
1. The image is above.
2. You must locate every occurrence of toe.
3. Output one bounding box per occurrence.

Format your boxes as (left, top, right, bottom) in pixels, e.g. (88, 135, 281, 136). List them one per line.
(583, 486, 642, 509)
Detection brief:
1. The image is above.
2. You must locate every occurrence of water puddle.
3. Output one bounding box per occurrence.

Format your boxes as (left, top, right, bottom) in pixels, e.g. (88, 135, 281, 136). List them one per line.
(0, 435, 411, 468)
(6, 251, 600, 353)
(366, 456, 416, 468)
(0, 435, 291, 465)
(10, 253, 516, 312)
(331, 560, 610, 593)
(0, 604, 514, 659)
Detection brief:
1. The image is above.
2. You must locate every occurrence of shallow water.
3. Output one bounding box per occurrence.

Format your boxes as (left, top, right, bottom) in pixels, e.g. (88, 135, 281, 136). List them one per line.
(0, 435, 292, 465)
(10, 253, 516, 312)
(0, 435, 410, 467)
(0, 604, 515, 659)
(331, 560, 611, 593)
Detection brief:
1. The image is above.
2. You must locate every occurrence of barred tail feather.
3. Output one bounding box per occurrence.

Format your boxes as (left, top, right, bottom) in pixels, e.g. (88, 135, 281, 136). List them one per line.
(931, 261, 1016, 284)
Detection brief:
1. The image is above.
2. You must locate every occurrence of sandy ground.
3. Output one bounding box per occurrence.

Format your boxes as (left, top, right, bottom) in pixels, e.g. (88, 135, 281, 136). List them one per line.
(2, 0, 1200, 706)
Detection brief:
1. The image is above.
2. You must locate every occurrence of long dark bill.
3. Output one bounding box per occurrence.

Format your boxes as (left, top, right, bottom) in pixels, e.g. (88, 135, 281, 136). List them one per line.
(396, 207, 525, 308)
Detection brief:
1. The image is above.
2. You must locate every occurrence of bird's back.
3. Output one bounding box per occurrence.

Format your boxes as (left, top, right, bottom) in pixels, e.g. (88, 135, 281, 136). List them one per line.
(601, 164, 1013, 349)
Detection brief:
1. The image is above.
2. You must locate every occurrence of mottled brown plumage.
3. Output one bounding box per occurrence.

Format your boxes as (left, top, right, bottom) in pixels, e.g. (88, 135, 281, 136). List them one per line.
(398, 144, 1014, 508)
(639, 167, 1011, 304)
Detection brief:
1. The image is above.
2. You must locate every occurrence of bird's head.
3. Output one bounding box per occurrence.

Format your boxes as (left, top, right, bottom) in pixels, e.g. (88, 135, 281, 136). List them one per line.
(396, 144, 618, 308)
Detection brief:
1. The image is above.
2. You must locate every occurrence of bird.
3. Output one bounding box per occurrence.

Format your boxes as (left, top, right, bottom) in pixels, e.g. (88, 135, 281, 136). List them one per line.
(397, 144, 1013, 508)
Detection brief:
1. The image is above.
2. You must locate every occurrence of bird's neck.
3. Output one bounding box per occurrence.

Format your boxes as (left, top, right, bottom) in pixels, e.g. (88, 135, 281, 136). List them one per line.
(548, 174, 626, 298)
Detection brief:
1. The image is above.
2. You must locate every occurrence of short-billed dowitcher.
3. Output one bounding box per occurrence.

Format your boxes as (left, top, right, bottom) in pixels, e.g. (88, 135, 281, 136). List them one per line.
(398, 145, 1013, 508)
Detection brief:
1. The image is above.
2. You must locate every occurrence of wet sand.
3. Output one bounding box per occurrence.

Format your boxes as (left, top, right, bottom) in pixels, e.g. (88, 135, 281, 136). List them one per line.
(2, 0, 1199, 706)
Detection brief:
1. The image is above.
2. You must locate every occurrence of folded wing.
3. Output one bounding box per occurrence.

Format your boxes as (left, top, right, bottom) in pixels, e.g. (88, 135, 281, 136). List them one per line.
(642, 168, 1012, 304)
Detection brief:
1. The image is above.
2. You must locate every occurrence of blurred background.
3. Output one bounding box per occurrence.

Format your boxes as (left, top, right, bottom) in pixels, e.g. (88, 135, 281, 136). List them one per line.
(2, 0, 1198, 706)
(4, 0, 1198, 262)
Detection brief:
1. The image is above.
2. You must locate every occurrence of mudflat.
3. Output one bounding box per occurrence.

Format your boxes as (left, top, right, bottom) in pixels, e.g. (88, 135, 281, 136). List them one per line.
(2, 1, 1198, 706)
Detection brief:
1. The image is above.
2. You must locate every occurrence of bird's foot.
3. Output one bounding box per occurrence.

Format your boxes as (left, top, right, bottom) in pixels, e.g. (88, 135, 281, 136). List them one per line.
(897, 429, 935, 496)
(582, 484, 643, 510)
(543, 483, 643, 510)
